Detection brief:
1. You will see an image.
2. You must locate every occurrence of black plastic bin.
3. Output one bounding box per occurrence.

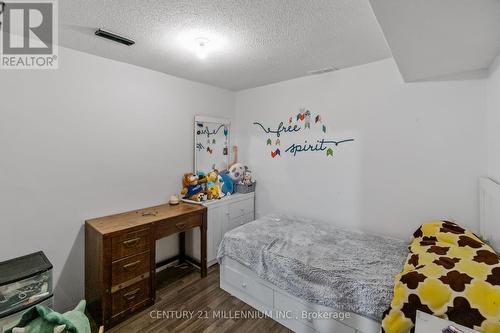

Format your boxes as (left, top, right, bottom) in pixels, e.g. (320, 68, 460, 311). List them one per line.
(0, 252, 54, 332)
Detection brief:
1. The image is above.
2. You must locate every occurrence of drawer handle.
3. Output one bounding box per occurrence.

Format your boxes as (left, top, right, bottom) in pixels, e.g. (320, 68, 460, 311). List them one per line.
(123, 288, 140, 301)
(176, 222, 186, 230)
(123, 260, 141, 271)
(241, 283, 247, 288)
(123, 238, 140, 247)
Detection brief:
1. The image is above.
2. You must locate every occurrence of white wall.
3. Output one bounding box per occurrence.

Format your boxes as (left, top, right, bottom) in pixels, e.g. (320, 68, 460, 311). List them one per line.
(0, 46, 234, 311)
(487, 54, 500, 182)
(235, 58, 487, 239)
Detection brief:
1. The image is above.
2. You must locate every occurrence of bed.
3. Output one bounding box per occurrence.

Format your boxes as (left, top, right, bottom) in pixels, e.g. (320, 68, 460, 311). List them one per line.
(218, 178, 500, 333)
(217, 214, 409, 333)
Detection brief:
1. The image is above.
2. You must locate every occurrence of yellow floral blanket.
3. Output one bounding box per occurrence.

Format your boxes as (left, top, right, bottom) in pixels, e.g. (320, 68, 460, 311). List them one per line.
(382, 221, 500, 333)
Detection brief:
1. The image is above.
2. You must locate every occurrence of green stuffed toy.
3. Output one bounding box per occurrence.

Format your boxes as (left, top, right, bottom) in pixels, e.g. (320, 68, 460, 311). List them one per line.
(6, 300, 91, 333)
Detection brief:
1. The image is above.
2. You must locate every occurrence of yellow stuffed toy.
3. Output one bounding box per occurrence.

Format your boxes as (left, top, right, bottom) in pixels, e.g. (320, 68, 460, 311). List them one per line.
(206, 170, 221, 200)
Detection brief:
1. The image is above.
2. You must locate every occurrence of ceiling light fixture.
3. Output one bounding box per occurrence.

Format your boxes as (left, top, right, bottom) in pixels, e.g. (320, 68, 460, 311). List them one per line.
(195, 37, 210, 60)
(175, 30, 227, 60)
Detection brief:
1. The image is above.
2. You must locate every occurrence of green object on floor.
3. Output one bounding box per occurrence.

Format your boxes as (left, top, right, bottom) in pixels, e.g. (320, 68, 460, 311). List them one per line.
(6, 300, 91, 333)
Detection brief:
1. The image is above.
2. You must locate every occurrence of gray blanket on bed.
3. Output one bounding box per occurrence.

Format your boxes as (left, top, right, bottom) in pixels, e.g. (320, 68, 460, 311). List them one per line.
(217, 214, 409, 321)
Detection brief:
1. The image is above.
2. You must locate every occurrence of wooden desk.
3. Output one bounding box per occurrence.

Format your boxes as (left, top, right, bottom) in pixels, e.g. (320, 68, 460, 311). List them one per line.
(85, 202, 207, 329)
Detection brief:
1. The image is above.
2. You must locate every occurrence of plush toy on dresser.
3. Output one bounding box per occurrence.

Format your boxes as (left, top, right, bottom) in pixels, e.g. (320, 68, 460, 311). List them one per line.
(228, 163, 248, 183)
(241, 170, 253, 186)
(206, 170, 222, 200)
(181, 173, 204, 201)
(229, 163, 256, 194)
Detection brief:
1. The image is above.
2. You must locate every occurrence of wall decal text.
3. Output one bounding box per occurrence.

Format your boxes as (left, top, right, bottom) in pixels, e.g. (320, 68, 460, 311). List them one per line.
(253, 109, 355, 158)
(253, 122, 301, 137)
(285, 139, 354, 157)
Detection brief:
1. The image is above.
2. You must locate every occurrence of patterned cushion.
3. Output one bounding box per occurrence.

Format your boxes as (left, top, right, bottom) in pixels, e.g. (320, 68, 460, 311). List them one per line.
(382, 221, 500, 333)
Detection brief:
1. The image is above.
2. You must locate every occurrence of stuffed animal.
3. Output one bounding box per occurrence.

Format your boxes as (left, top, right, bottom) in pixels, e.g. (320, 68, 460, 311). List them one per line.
(206, 170, 218, 188)
(206, 186, 220, 200)
(228, 163, 248, 183)
(241, 170, 253, 186)
(181, 173, 204, 201)
(206, 170, 221, 200)
(199, 192, 208, 201)
(218, 172, 232, 196)
(7, 300, 90, 333)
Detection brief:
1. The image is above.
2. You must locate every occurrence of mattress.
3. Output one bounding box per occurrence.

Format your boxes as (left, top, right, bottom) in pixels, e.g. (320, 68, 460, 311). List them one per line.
(217, 214, 409, 321)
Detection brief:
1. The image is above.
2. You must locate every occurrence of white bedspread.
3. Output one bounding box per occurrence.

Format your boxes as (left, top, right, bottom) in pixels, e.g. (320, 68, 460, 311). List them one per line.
(217, 214, 408, 321)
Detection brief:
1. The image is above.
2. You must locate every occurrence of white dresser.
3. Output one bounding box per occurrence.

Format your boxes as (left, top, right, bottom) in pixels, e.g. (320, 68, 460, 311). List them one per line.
(185, 192, 255, 266)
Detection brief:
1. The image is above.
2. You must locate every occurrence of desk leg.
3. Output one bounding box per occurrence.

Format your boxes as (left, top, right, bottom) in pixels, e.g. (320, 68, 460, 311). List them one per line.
(200, 212, 208, 278)
(179, 232, 185, 263)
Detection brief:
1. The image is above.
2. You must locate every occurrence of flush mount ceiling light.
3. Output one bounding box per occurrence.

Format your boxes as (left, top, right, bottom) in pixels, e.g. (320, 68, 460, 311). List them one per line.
(195, 37, 210, 59)
(175, 30, 226, 60)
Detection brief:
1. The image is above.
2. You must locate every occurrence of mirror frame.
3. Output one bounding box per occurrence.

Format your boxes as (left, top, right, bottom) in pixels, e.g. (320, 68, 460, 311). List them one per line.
(194, 115, 231, 174)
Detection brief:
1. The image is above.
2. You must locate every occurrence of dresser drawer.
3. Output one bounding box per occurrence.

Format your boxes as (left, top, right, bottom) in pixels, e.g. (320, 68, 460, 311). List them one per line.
(111, 278, 150, 317)
(155, 214, 202, 239)
(228, 198, 254, 219)
(225, 212, 255, 233)
(111, 229, 150, 260)
(111, 251, 150, 287)
(223, 265, 273, 308)
(274, 291, 355, 333)
(242, 212, 254, 223)
(226, 216, 242, 232)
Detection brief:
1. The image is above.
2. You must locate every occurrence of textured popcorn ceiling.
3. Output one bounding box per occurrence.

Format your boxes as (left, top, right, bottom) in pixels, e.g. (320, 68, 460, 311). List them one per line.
(59, 0, 391, 91)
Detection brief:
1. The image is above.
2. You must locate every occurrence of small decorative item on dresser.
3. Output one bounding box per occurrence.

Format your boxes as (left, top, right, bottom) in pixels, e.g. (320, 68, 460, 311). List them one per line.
(235, 181, 256, 194)
(235, 169, 255, 194)
(241, 169, 253, 185)
(169, 195, 180, 205)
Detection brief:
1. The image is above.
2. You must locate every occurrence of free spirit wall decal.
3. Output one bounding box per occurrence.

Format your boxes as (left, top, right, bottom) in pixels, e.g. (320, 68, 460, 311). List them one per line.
(253, 109, 355, 158)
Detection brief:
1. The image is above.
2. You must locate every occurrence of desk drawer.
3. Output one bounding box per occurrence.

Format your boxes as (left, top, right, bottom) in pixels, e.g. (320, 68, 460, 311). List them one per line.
(156, 214, 202, 239)
(111, 229, 150, 260)
(111, 278, 150, 317)
(111, 251, 150, 287)
(229, 198, 254, 219)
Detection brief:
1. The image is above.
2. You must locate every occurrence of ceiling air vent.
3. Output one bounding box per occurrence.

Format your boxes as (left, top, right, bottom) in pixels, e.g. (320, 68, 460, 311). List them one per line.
(95, 29, 135, 46)
(307, 67, 337, 75)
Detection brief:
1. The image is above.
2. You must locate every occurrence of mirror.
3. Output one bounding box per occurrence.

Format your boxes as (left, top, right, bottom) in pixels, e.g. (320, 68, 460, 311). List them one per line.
(194, 116, 230, 174)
